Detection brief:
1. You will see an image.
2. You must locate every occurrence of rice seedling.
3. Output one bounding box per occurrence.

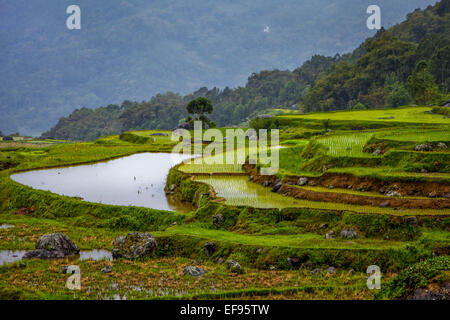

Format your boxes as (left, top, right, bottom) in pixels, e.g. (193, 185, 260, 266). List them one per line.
(193, 176, 447, 215)
(316, 133, 374, 157)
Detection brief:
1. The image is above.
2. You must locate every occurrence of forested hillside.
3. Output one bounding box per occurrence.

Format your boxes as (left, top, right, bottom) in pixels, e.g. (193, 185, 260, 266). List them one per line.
(0, 0, 437, 136)
(41, 1, 449, 141)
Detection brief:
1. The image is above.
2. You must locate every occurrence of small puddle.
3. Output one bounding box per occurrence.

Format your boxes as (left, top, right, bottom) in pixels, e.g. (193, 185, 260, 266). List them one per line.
(0, 250, 27, 265)
(79, 249, 112, 261)
(0, 249, 112, 265)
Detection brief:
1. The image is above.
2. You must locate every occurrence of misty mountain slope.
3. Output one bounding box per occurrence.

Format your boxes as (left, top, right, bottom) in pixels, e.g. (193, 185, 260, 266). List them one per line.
(0, 0, 437, 135)
(41, 1, 449, 142)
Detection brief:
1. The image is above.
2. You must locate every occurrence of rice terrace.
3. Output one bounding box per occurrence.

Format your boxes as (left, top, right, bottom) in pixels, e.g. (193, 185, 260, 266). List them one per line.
(0, 104, 449, 300)
(0, 0, 449, 305)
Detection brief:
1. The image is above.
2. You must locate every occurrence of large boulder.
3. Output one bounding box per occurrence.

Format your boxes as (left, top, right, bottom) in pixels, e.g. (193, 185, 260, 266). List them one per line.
(23, 233, 80, 260)
(339, 228, 358, 239)
(112, 232, 157, 259)
(183, 266, 208, 277)
(23, 249, 67, 260)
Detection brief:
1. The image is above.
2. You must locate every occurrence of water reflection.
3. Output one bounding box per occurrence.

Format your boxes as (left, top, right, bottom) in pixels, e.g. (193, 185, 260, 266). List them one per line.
(0, 249, 113, 265)
(11, 153, 194, 213)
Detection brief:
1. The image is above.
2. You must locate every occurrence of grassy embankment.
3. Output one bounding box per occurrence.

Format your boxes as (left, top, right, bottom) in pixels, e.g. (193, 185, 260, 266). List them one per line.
(1, 106, 449, 299)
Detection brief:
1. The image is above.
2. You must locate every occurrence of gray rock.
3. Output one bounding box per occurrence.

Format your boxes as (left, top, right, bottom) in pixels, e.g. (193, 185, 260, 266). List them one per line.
(339, 228, 358, 239)
(407, 282, 450, 300)
(347, 269, 355, 275)
(297, 177, 308, 186)
(421, 169, 428, 173)
(269, 266, 277, 271)
(262, 181, 270, 187)
(326, 231, 335, 239)
(249, 176, 254, 181)
(36, 233, 79, 255)
(256, 248, 262, 254)
(203, 242, 215, 257)
(271, 182, 282, 192)
(227, 259, 243, 273)
(428, 191, 438, 198)
(326, 267, 337, 275)
(212, 214, 225, 226)
(183, 266, 208, 277)
(101, 265, 112, 273)
(310, 268, 322, 275)
(286, 257, 301, 269)
(328, 185, 334, 189)
(319, 223, 328, 229)
(24, 249, 66, 260)
(386, 190, 401, 197)
(414, 144, 433, 152)
(23, 233, 80, 260)
(372, 149, 382, 156)
(112, 232, 157, 259)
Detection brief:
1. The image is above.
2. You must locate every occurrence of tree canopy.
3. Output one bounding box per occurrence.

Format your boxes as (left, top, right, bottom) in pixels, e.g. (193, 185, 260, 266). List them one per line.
(186, 97, 214, 120)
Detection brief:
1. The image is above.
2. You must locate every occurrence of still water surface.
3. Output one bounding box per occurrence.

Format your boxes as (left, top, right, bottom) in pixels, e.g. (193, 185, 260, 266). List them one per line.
(11, 153, 193, 212)
(0, 249, 112, 265)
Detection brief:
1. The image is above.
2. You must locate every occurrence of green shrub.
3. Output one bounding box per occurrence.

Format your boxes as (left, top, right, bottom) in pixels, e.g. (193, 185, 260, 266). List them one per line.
(376, 256, 450, 299)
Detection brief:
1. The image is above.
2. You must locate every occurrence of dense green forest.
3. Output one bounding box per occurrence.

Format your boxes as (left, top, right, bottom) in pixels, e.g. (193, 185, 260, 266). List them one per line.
(42, 1, 449, 141)
(0, 0, 438, 136)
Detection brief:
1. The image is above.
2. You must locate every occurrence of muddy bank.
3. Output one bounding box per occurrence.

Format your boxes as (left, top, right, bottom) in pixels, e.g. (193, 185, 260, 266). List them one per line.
(243, 164, 450, 210)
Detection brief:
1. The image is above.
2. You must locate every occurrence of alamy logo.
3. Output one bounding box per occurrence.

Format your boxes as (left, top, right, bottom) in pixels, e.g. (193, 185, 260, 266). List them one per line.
(66, 265, 81, 290)
(66, 5, 81, 30)
(171, 121, 279, 175)
(366, 265, 381, 290)
(367, 5, 381, 30)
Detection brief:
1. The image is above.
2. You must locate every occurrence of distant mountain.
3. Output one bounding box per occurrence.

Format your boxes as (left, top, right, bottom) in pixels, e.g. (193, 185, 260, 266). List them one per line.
(0, 0, 438, 136)
(42, 1, 449, 141)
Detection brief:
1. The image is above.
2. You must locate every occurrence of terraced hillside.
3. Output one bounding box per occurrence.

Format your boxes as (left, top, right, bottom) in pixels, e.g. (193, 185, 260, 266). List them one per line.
(0, 106, 448, 300)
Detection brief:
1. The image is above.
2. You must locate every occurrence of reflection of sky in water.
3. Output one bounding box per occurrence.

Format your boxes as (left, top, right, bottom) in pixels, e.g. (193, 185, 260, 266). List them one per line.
(12, 153, 193, 212)
(0, 250, 113, 265)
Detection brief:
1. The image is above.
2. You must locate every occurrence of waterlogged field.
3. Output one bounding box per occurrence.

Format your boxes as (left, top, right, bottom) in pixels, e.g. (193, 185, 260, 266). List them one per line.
(179, 145, 281, 174)
(276, 106, 450, 124)
(194, 176, 446, 215)
(1, 116, 449, 301)
(316, 133, 374, 157)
